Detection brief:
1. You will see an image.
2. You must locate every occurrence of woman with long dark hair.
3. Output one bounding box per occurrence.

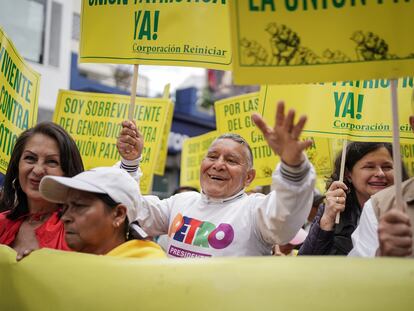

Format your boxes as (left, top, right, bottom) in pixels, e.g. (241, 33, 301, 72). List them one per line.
(0, 122, 84, 257)
(299, 142, 408, 255)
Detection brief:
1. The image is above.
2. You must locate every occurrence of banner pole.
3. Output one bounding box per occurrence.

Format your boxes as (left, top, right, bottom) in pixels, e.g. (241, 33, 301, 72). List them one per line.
(128, 64, 139, 120)
(335, 139, 347, 224)
(390, 79, 404, 211)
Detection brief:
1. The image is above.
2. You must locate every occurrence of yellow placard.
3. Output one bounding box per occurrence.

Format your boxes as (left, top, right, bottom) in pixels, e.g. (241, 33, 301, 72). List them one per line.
(402, 143, 414, 178)
(154, 101, 173, 176)
(53, 90, 169, 194)
(259, 78, 414, 142)
(0, 27, 40, 173)
(180, 131, 218, 190)
(80, 0, 231, 70)
(1, 246, 414, 311)
(215, 92, 278, 187)
(230, 1, 414, 84)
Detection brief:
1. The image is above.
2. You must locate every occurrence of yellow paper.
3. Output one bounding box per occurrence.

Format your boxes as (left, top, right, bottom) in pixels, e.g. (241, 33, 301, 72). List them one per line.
(1, 246, 414, 311)
(180, 131, 218, 190)
(154, 101, 173, 176)
(0, 27, 40, 173)
(259, 78, 414, 142)
(80, 0, 231, 69)
(230, 1, 414, 84)
(53, 90, 169, 194)
(215, 92, 278, 187)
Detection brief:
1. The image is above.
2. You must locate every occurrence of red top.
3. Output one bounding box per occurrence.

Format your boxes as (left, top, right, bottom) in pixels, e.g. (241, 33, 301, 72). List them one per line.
(0, 211, 70, 251)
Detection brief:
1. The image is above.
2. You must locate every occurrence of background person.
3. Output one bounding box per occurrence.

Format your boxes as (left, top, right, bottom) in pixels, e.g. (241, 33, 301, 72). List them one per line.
(299, 142, 408, 255)
(39, 167, 165, 258)
(0, 122, 84, 259)
(117, 102, 316, 257)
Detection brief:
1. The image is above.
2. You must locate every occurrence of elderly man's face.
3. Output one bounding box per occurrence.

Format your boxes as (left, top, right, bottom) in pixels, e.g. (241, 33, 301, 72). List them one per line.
(200, 139, 255, 199)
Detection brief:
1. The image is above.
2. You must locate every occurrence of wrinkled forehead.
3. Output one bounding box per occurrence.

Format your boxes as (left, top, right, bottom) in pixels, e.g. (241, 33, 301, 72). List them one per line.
(208, 138, 250, 160)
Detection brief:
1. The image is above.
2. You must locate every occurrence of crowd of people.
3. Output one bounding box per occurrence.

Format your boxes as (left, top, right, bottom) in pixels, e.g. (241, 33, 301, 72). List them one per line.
(0, 103, 412, 260)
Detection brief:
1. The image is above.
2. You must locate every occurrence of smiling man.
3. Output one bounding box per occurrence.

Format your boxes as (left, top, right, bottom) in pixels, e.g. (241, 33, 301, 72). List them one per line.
(117, 102, 316, 257)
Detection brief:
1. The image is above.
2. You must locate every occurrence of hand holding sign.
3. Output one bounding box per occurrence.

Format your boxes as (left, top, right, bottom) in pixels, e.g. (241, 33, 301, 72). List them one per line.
(251, 101, 312, 167)
(116, 120, 144, 161)
(320, 181, 348, 231)
(378, 208, 412, 257)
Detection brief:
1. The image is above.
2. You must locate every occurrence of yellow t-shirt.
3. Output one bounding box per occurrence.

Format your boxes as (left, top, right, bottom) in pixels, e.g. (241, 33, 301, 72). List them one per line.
(106, 240, 166, 258)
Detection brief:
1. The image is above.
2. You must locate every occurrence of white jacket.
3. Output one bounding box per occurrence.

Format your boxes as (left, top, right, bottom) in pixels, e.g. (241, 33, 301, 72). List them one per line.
(130, 160, 315, 257)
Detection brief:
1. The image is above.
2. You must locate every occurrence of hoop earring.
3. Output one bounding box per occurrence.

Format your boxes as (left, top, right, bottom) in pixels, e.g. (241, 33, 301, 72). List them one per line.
(12, 178, 19, 208)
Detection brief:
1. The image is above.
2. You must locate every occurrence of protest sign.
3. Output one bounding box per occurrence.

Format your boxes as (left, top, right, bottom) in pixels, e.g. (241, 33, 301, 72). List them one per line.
(154, 100, 173, 175)
(230, 1, 414, 84)
(0, 27, 40, 173)
(53, 90, 169, 194)
(80, 0, 231, 70)
(259, 78, 414, 142)
(1, 246, 414, 311)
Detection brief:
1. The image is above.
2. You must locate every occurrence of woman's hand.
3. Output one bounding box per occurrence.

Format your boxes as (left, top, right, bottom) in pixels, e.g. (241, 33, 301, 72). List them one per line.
(320, 181, 348, 231)
(16, 248, 35, 261)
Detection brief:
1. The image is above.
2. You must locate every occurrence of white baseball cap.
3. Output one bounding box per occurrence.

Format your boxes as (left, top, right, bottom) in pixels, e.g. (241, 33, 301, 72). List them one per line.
(39, 166, 147, 238)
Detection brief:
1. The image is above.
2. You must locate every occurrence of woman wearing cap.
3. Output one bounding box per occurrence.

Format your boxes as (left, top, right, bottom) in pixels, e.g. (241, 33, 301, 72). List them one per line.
(298, 142, 408, 255)
(39, 167, 165, 258)
(0, 122, 84, 259)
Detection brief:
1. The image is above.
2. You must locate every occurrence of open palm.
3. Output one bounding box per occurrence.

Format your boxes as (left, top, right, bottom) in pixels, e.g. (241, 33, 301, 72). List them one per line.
(252, 102, 312, 166)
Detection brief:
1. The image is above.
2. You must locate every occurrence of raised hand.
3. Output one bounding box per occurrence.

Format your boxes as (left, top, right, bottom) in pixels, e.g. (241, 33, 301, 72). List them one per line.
(252, 101, 312, 166)
(116, 120, 144, 161)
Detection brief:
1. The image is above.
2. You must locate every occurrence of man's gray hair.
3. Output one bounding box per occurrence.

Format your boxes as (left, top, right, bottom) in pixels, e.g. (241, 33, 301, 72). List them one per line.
(214, 133, 254, 169)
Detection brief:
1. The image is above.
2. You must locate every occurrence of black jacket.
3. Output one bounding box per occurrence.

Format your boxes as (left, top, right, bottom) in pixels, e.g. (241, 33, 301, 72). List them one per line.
(298, 194, 361, 255)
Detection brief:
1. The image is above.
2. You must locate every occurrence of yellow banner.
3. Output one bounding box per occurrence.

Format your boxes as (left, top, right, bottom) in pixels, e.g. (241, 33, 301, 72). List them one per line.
(230, 1, 414, 84)
(53, 90, 169, 194)
(154, 101, 173, 176)
(180, 131, 218, 190)
(0, 27, 40, 173)
(215, 92, 278, 187)
(259, 78, 414, 142)
(1, 246, 414, 311)
(80, 0, 231, 70)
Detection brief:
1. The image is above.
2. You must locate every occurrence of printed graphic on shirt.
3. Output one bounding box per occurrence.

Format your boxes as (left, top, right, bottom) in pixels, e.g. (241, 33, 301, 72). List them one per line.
(168, 245, 211, 258)
(167, 213, 234, 257)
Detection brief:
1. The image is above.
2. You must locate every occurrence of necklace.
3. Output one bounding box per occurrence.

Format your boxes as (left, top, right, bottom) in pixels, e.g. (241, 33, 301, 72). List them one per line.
(25, 211, 53, 224)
